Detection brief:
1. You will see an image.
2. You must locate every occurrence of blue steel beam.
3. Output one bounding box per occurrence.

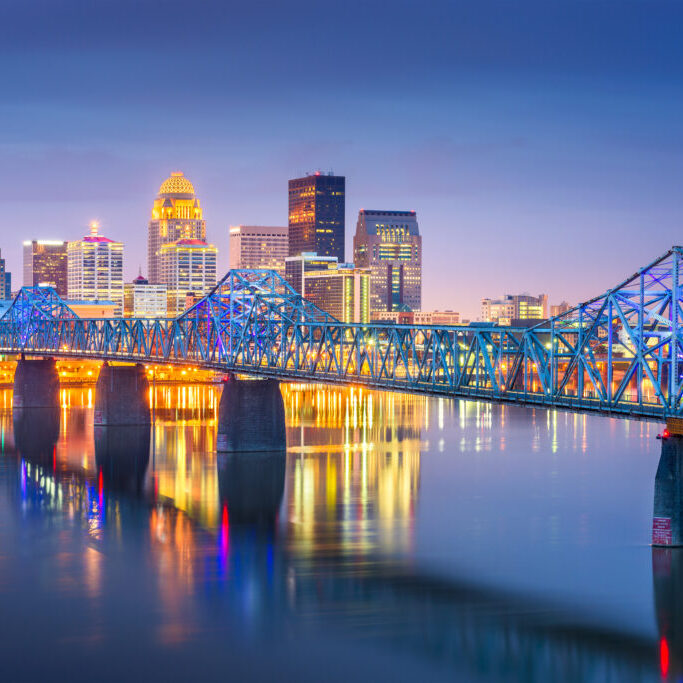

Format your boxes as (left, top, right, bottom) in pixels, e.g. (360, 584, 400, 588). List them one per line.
(2, 248, 683, 420)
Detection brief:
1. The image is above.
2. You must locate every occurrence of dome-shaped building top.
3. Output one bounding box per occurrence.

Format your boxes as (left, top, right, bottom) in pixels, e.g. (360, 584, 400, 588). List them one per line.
(158, 172, 195, 196)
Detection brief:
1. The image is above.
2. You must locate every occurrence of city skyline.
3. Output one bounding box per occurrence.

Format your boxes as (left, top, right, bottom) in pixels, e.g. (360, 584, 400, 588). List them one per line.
(1, 1, 682, 320)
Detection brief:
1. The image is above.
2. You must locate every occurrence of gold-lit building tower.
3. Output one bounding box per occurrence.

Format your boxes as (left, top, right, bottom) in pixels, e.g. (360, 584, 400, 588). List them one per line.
(148, 172, 206, 284)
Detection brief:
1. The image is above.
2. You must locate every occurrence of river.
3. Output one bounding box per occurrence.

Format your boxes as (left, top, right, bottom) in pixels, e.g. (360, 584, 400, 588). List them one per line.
(0, 383, 673, 682)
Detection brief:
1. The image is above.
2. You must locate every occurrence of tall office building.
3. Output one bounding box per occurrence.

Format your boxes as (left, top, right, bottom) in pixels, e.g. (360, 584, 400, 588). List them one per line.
(159, 238, 217, 316)
(288, 172, 345, 261)
(67, 222, 124, 314)
(229, 225, 288, 275)
(124, 274, 168, 318)
(353, 210, 422, 315)
(23, 240, 68, 294)
(0, 249, 11, 299)
(148, 171, 206, 284)
(304, 265, 370, 323)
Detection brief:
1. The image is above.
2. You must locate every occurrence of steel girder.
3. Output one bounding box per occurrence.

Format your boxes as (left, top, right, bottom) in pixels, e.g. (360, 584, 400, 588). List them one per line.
(1, 250, 682, 420)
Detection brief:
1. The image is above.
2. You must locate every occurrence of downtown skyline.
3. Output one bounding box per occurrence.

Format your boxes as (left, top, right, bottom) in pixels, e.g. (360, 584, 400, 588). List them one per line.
(1, 1, 682, 319)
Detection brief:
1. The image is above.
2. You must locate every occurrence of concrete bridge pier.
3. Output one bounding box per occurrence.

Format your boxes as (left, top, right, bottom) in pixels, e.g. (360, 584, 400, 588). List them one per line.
(13, 356, 59, 409)
(653, 423, 683, 546)
(216, 377, 286, 453)
(94, 362, 150, 426)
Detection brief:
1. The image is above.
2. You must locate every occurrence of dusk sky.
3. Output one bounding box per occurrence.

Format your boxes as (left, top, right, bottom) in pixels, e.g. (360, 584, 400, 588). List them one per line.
(1, 0, 682, 318)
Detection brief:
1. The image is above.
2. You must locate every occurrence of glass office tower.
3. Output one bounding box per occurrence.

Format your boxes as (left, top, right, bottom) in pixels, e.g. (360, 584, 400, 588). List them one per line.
(288, 172, 345, 261)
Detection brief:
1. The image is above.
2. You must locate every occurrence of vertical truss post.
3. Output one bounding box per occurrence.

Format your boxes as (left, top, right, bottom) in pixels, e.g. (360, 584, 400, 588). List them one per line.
(672, 250, 680, 411)
(607, 297, 613, 406)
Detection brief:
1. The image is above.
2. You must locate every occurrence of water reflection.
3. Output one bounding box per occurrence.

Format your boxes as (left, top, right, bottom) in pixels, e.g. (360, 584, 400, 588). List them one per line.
(0, 384, 671, 681)
(95, 425, 150, 494)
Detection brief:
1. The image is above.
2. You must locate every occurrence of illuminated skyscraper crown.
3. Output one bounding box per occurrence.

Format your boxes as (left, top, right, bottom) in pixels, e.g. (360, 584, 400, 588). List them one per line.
(158, 171, 195, 196)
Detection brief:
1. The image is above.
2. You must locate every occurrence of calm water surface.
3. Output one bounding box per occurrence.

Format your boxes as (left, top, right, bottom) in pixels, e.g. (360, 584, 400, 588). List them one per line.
(0, 384, 676, 682)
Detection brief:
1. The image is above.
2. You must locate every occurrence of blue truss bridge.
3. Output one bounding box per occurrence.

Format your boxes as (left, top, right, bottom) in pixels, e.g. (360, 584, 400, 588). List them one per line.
(2, 246, 683, 421)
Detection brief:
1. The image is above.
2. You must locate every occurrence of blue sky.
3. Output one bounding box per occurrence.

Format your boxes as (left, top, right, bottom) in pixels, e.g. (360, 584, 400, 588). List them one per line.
(1, 0, 682, 317)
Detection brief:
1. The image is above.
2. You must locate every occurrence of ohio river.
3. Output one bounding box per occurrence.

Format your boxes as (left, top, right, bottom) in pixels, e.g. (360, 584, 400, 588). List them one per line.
(0, 384, 673, 682)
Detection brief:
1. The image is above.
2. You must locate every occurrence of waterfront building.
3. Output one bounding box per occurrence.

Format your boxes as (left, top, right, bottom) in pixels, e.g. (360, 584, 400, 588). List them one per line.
(481, 293, 548, 325)
(413, 310, 461, 326)
(0, 249, 11, 299)
(124, 274, 168, 318)
(229, 225, 288, 275)
(353, 209, 422, 316)
(159, 238, 217, 316)
(148, 172, 206, 284)
(288, 172, 345, 261)
(67, 300, 118, 318)
(67, 222, 124, 315)
(304, 265, 370, 323)
(550, 301, 572, 317)
(23, 240, 68, 295)
(372, 310, 461, 326)
(284, 252, 338, 295)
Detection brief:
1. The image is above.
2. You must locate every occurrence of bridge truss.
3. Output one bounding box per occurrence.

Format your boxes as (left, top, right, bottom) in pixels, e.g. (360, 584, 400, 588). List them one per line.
(1, 247, 682, 420)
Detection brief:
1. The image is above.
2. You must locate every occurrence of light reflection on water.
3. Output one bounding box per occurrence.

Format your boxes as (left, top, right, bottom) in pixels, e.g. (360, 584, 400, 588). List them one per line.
(0, 383, 672, 682)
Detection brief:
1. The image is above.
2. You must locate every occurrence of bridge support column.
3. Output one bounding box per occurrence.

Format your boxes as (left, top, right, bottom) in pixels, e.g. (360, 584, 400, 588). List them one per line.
(94, 363, 150, 426)
(216, 377, 286, 452)
(13, 357, 59, 409)
(653, 424, 683, 546)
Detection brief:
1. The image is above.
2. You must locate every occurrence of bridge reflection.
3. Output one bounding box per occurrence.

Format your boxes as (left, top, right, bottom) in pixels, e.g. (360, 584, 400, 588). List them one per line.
(0, 384, 666, 682)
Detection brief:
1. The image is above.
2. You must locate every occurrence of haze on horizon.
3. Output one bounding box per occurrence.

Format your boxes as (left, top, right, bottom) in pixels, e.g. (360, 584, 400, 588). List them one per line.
(1, 0, 681, 319)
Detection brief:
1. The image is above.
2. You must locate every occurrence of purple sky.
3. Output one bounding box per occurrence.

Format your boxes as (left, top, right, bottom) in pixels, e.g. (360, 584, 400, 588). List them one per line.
(1, 0, 682, 318)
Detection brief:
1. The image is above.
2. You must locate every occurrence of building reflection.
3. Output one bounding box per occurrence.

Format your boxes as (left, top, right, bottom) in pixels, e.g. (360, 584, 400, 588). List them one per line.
(282, 384, 423, 558)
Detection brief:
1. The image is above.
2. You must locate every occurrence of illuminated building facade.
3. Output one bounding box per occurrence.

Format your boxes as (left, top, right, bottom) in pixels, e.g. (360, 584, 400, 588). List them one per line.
(159, 238, 217, 316)
(374, 310, 461, 325)
(148, 172, 206, 284)
(353, 210, 422, 315)
(0, 249, 10, 298)
(481, 293, 548, 325)
(124, 274, 168, 318)
(66, 300, 118, 317)
(23, 240, 68, 294)
(67, 222, 124, 315)
(284, 252, 338, 295)
(229, 225, 288, 276)
(303, 265, 370, 323)
(288, 172, 345, 261)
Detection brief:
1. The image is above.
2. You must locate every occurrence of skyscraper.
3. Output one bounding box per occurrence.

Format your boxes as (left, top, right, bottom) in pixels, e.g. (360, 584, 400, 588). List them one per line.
(353, 210, 422, 315)
(23, 240, 68, 294)
(0, 249, 11, 299)
(67, 222, 124, 314)
(288, 172, 345, 261)
(159, 238, 217, 316)
(148, 172, 206, 284)
(229, 225, 288, 276)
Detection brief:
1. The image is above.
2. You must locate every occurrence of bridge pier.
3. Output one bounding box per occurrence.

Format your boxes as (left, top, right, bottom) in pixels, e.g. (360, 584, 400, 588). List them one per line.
(653, 424, 683, 546)
(94, 363, 150, 426)
(216, 377, 286, 453)
(13, 357, 59, 409)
